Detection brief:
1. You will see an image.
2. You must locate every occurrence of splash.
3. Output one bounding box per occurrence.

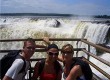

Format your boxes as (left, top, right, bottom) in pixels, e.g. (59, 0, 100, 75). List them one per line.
(0, 16, 110, 79)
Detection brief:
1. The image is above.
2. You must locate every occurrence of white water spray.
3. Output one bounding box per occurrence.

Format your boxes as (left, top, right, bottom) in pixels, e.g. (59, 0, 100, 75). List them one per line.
(0, 17, 110, 79)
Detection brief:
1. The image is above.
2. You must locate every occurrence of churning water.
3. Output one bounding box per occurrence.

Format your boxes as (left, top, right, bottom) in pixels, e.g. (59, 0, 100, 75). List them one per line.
(0, 16, 110, 80)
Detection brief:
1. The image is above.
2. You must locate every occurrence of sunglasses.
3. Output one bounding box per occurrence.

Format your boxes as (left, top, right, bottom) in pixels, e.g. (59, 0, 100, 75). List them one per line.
(26, 47, 35, 50)
(61, 51, 73, 54)
(48, 52, 59, 56)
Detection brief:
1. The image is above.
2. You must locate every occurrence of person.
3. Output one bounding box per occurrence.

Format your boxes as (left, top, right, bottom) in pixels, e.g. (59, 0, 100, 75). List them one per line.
(61, 44, 93, 80)
(32, 44, 62, 80)
(2, 38, 47, 80)
(43, 37, 93, 80)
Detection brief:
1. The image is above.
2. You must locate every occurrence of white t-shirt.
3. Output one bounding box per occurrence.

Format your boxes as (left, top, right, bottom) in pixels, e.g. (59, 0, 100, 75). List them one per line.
(5, 55, 30, 80)
(61, 72, 86, 80)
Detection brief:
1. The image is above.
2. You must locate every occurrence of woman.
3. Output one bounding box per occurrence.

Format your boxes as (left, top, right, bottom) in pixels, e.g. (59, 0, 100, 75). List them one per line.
(32, 44, 62, 80)
(43, 37, 92, 80)
(61, 44, 92, 80)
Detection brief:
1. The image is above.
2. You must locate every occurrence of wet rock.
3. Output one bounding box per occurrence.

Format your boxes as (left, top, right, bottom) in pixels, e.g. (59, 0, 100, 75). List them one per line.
(105, 20, 110, 24)
(4, 20, 6, 22)
(46, 19, 60, 28)
(30, 18, 38, 21)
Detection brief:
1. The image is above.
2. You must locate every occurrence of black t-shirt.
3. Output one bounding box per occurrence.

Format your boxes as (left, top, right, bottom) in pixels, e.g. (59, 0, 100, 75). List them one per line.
(70, 57, 93, 80)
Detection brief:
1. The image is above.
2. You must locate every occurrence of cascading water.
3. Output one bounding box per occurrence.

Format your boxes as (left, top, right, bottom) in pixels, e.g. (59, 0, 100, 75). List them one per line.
(0, 16, 110, 80)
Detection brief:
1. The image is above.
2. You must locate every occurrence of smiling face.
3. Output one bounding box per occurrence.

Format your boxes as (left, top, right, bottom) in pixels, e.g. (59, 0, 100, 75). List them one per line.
(61, 44, 74, 62)
(23, 40, 36, 60)
(47, 48, 59, 61)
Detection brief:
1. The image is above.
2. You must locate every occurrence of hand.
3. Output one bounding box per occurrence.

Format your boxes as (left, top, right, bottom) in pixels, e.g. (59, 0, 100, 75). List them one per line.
(43, 37, 50, 45)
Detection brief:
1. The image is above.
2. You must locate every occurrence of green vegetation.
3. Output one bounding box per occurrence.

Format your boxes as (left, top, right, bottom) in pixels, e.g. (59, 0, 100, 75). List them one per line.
(0, 13, 72, 17)
(94, 15, 110, 19)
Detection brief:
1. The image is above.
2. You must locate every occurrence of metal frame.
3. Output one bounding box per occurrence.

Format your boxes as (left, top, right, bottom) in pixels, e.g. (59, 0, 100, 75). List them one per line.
(0, 38, 110, 80)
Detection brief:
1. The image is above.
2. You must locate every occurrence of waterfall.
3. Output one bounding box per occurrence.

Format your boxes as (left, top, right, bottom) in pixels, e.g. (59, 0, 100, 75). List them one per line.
(0, 16, 110, 79)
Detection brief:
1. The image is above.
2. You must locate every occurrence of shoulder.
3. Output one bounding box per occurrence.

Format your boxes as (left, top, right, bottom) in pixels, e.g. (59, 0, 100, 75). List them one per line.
(69, 65, 82, 78)
(12, 58, 24, 67)
(15, 58, 24, 63)
(35, 61, 41, 67)
(33, 60, 45, 76)
(72, 57, 86, 66)
(5, 59, 24, 77)
(34, 60, 45, 68)
(71, 65, 81, 72)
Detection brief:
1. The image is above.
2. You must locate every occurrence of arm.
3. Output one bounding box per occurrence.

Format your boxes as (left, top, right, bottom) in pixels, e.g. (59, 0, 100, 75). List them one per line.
(43, 37, 50, 45)
(35, 37, 51, 49)
(3, 59, 24, 80)
(2, 76, 12, 80)
(32, 62, 40, 80)
(57, 55, 63, 62)
(66, 65, 82, 80)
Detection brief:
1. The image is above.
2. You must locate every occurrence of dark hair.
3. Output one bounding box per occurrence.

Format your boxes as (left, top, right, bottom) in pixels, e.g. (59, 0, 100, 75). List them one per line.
(47, 44, 59, 50)
(23, 38, 35, 47)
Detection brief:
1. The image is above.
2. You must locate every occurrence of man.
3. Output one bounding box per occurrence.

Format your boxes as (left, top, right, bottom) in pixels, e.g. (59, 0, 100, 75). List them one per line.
(2, 38, 46, 80)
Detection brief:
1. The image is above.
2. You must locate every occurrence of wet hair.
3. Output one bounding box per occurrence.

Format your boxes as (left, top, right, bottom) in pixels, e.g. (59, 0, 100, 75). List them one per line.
(23, 38, 35, 47)
(47, 44, 59, 50)
(61, 44, 74, 53)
